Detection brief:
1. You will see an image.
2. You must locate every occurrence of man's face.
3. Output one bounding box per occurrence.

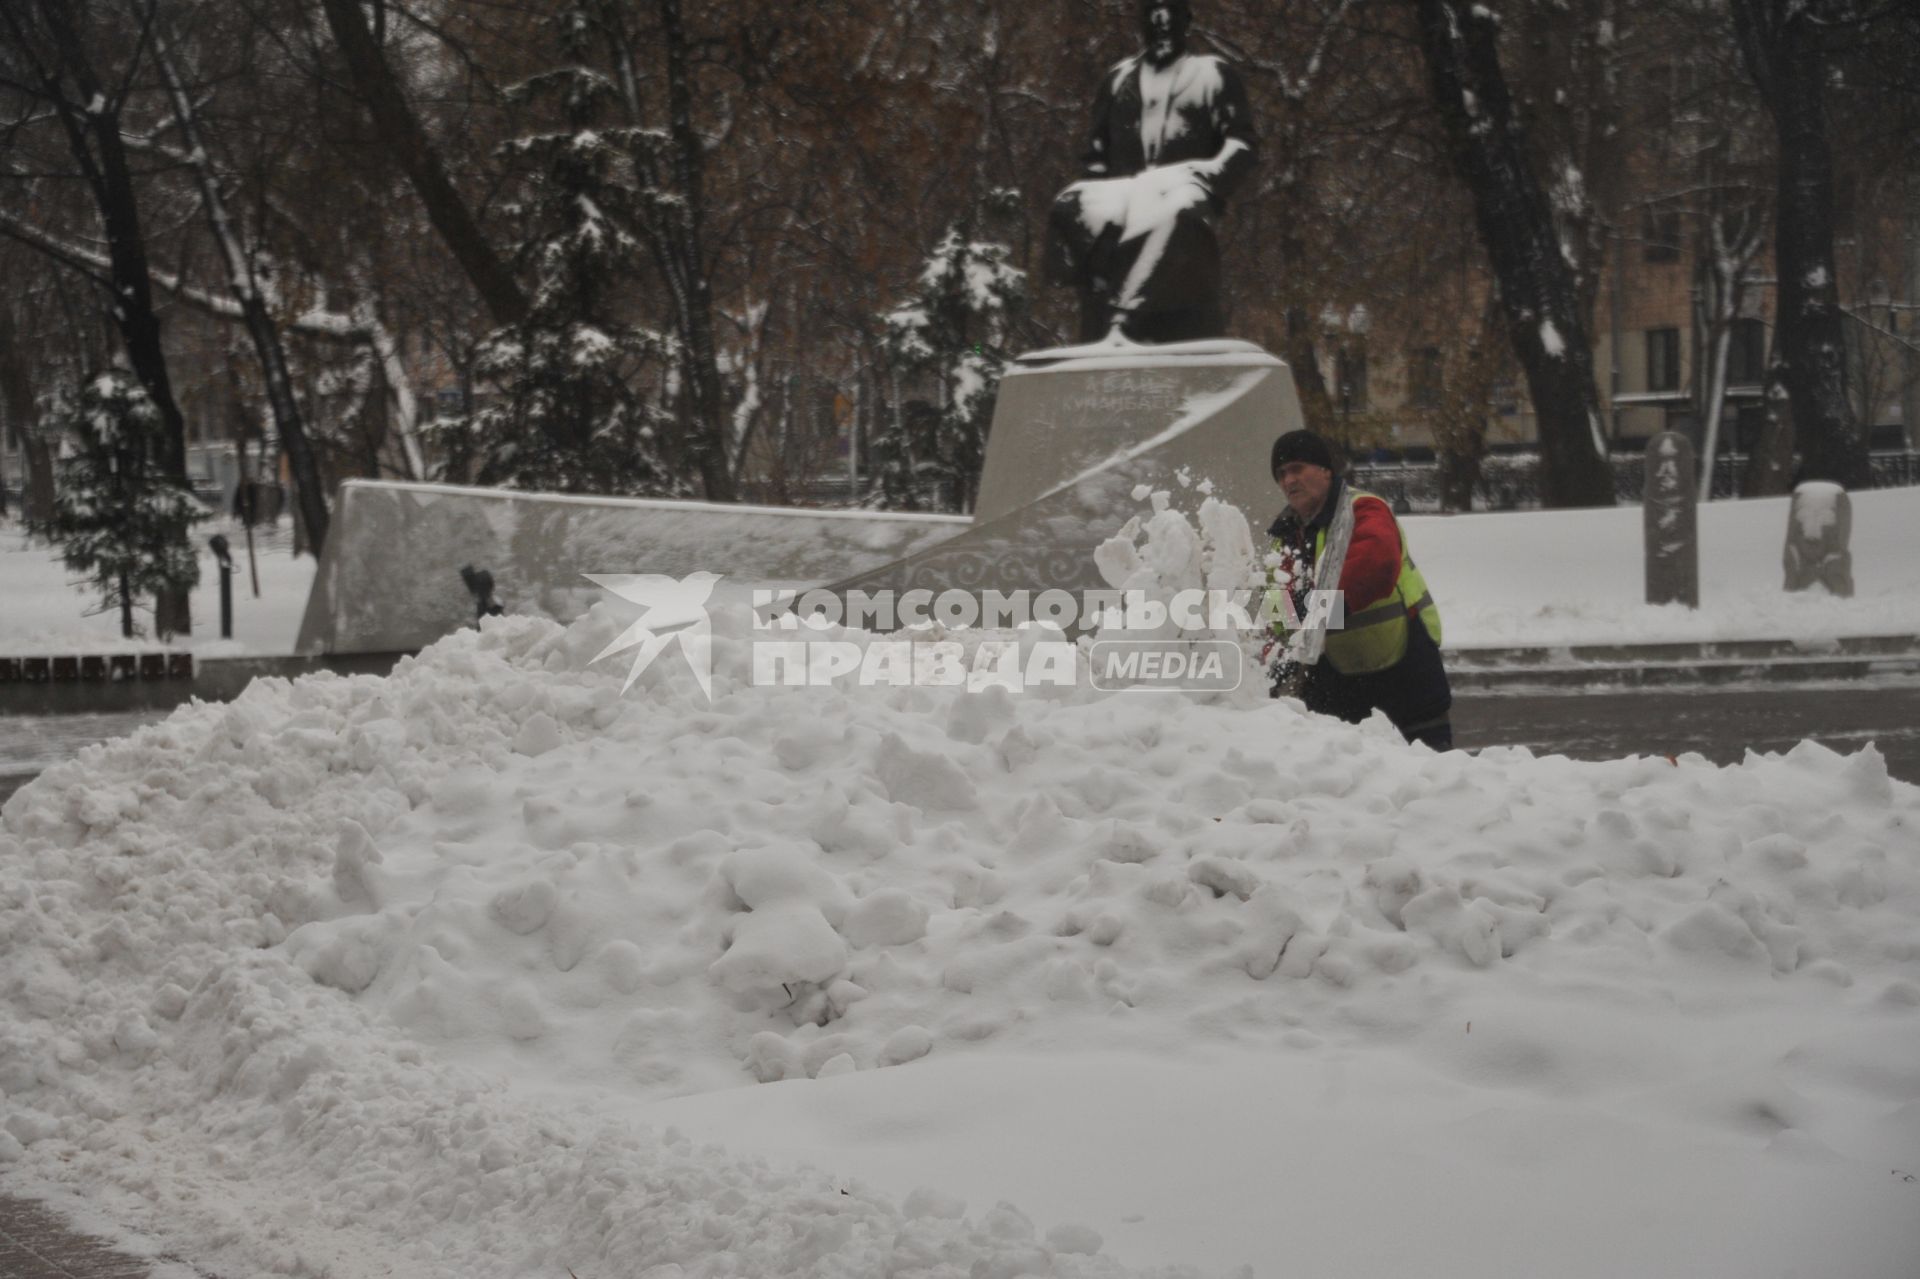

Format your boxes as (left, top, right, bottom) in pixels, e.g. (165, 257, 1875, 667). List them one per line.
(1140, 0, 1189, 66)
(1277, 461, 1332, 522)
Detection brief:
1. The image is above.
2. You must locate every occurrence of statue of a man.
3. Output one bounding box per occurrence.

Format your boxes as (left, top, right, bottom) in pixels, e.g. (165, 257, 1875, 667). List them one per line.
(1047, 0, 1257, 344)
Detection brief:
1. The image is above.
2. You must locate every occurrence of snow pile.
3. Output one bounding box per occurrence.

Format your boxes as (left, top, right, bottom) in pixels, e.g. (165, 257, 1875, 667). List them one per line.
(1089, 487, 1263, 677)
(3, 502, 1920, 1275)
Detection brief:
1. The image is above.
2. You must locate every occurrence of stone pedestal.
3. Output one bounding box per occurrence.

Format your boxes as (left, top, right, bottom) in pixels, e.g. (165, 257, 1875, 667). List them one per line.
(1643, 431, 1699, 608)
(975, 338, 1291, 524)
(837, 339, 1303, 599)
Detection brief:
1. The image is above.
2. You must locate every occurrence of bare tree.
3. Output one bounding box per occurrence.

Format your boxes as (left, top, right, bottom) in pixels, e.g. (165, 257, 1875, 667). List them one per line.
(593, 0, 734, 499)
(1692, 192, 1768, 499)
(1411, 0, 1615, 507)
(318, 0, 529, 328)
(150, 21, 334, 547)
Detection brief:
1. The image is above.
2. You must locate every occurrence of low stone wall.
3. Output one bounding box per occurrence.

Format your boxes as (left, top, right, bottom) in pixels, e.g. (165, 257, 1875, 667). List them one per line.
(295, 482, 966, 655)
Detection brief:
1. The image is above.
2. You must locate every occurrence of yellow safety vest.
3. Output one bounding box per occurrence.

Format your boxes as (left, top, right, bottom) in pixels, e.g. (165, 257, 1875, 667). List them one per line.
(1270, 487, 1441, 676)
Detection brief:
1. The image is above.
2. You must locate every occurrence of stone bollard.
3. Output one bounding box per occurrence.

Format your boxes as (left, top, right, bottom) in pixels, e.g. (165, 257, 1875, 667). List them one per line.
(1783, 481, 1854, 597)
(1643, 431, 1699, 608)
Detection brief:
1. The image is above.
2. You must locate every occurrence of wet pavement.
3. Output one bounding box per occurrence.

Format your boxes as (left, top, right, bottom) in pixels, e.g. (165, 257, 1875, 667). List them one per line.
(1452, 681, 1920, 783)
(0, 711, 170, 807)
(0, 1185, 221, 1279)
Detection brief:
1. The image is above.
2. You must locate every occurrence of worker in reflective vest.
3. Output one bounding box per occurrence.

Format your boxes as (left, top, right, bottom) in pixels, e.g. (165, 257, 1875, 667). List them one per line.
(1265, 430, 1453, 749)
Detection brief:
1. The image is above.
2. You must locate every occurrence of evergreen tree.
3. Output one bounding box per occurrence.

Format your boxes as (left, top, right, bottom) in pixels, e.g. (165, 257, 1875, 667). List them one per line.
(443, 4, 680, 495)
(877, 216, 1025, 513)
(46, 370, 202, 639)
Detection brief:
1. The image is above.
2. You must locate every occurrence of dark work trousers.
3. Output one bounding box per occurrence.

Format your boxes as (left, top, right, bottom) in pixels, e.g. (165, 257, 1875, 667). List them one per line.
(1295, 619, 1454, 750)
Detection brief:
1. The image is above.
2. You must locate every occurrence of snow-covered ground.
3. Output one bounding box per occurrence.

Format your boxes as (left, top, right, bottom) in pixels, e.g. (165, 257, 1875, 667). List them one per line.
(1408, 483, 1920, 648)
(3, 495, 1918, 1277)
(0, 516, 314, 656)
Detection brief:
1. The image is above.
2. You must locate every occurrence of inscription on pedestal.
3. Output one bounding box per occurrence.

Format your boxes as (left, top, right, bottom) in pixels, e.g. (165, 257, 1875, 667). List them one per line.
(1059, 371, 1185, 416)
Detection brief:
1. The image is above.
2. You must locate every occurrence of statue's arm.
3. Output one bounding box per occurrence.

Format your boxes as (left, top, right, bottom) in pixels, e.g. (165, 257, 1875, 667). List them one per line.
(1081, 66, 1119, 177)
(1201, 62, 1259, 203)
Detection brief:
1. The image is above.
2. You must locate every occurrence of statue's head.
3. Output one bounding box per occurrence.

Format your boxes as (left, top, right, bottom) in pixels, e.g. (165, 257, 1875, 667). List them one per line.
(1139, 0, 1192, 67)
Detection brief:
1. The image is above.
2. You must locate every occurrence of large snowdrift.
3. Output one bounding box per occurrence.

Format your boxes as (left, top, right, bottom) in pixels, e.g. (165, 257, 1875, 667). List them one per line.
(3, 506, 1919, 1276)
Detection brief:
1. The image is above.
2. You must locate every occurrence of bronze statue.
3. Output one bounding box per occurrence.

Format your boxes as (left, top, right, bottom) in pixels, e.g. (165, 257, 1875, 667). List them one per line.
(1047, 0, 1257, 343)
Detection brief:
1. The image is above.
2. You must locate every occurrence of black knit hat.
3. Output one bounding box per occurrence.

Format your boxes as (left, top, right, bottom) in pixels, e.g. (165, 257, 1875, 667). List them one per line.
(1271, 430, 1335, 476)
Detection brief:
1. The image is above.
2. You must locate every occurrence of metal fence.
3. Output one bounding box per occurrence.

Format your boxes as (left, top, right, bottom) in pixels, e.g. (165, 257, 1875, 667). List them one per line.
(1351, 449, 1920, 512)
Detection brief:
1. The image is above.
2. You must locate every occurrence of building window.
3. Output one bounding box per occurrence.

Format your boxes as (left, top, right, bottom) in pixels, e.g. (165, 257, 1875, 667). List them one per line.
(1408, 347, 1443, 410)
(1642, 205, 1682, 264)
(1336, 345, 1368, 413)
(1726, 318, 1767, 386)
(1646, 328, 1681, 393)
(1490, 378, 1520, 417)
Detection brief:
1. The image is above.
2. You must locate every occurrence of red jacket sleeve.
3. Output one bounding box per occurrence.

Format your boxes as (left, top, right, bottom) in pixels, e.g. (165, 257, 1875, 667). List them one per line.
(1342, 496, 1402, 611)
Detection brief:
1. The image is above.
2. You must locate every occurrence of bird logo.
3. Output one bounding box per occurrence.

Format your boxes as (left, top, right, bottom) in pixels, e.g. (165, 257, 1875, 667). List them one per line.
(585, 571, 722, 699)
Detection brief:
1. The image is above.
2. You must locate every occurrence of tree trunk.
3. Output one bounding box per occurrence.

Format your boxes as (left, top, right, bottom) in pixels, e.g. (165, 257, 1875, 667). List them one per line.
(1435, 315, 1500, 511)
(0, 302, 30, 519)
(1438, 446, 1484, 511)
(23, 437, 55, 528)
(1742, 362, 1797, 496)
(1284, 304, 1337, 436)
(319, 0, 528, 328)
(656, 0, 734, 501)
(292, 465, 309, 559)
(1412, 0, 1615, 508)
(153, 31, 332, 551)
(17, 3, 185, 478)
(1729, 0, 1868, 488)
(1696, 325, 1734, 500)
(599, 0, 730, 499)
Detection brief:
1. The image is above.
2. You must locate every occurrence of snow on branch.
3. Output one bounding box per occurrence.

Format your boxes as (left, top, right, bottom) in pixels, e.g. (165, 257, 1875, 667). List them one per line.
(0, 205, 381, 346)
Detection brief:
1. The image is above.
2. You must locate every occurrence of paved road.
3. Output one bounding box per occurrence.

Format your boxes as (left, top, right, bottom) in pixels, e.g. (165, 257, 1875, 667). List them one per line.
(0, 711, 170, 808)
(0, 1190, 210, 1279)
(1454, 682, 1920, 783)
